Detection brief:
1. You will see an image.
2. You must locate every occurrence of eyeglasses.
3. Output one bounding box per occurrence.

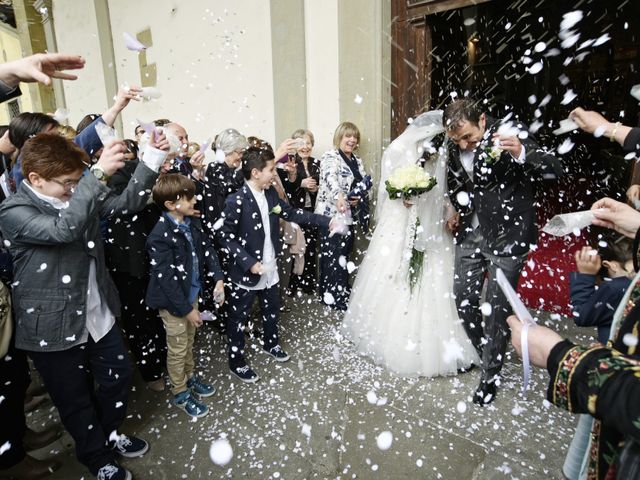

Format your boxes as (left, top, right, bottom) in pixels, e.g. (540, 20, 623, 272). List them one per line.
(49, 178, 80, 190)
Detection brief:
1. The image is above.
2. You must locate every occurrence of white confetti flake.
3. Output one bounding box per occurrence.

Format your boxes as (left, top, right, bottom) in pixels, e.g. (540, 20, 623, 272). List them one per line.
(456, 401, 467, 413)
(560, 11, 583, 31)
(65, 335, 76, 342)
(61, 275, 71, 284)
(557, 138, 575, 155)
(366, 390, 378, 405)
(354, 94, 363, 104)
(534, 42, 546, 53)
(323, 292, 335, 305)
(527, 61, 543, 75)
(594, 126, 606, 138)
(87, 241, 95, 249)
(0, 441, 11, 455)
(623, 333, 638, 347)
(209, 438, 233, 466)
(213, 217, 225, 231)
(301, 423, 311, 439)
(346, 261, 356, 274)
(561, 89, 577, 105)
(480, 302, 492, 316)
(39, 263, 47, 271)
(115, 401, 123, 408)
(456, 191, 470, 207)
(39, 339, 47, 347)
(376, 431, 393, 450)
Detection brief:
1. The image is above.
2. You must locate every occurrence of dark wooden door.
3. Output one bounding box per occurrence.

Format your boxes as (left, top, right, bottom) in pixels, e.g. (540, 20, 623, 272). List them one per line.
(390, 0, 491, 137)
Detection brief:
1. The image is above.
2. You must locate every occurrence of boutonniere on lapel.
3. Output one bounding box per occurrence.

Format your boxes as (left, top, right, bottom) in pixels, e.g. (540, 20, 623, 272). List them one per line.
(270, 205, 282, 215)
(482, 143, 503, 164)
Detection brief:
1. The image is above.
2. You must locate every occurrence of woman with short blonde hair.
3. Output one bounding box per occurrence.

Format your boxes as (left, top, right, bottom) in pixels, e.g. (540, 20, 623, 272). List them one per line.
(315, 121, 371, 310)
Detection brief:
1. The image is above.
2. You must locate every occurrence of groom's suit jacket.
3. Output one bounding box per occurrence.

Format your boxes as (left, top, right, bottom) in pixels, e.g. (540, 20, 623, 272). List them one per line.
(218, 183, 331, 287)
(446, 116, 562, 256)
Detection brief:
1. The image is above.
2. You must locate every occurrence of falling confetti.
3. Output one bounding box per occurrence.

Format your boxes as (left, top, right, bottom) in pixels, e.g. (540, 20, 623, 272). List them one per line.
(209, 438, 233, 466)
(123, 32, 147, 52)
(376, 431, 393, 450)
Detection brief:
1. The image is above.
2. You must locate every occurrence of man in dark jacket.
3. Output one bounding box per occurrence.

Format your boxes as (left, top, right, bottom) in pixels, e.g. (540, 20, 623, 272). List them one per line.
(444, 98, 562, 406)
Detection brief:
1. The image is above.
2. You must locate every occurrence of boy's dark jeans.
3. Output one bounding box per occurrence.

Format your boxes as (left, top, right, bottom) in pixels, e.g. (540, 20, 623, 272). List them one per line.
(227, 283, 280, 368)
(29, 325, 133, 475)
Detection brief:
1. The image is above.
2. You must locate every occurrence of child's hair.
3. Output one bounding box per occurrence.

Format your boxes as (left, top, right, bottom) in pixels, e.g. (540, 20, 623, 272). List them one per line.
(9, 112, 60, 150)
(21, 133, 88, 180)
(152, 173, 196, 211)
(241, 146, 275, 180)
(599, 236, 634, 276)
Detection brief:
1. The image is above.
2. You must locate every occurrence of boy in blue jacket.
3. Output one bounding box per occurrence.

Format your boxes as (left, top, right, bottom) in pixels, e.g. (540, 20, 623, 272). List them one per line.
(570, 239, 633, 344)
(219, 147, 338, 383)
(146, 174, 225, 418)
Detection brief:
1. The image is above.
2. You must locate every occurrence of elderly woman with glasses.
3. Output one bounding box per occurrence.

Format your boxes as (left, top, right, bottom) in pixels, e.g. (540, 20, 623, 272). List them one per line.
(201, 128, 249, 328)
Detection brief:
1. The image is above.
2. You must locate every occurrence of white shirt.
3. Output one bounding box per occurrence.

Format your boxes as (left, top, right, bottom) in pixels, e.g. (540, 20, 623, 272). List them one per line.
(236, 183, 279, 291)
(23, 181, 115, 343)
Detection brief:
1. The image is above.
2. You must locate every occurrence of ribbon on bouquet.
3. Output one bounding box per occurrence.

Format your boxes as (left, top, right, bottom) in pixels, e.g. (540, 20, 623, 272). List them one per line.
(496, 268, 537, 394)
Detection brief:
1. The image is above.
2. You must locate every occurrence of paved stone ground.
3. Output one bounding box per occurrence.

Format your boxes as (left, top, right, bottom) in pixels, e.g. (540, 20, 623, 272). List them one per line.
(21, 294, 592, 480)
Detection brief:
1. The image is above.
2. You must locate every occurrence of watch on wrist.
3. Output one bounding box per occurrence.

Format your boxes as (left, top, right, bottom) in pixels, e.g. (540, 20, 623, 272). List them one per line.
(90, 166, 109, 182)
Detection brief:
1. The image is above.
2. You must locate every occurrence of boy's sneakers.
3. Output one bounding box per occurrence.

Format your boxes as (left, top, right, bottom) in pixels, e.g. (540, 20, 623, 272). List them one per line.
(110, 433, 149, 458)
(261, 345, 290, 362)
(230, 364, 260, 383)
(173, 390, 209, 418)
(97, 462, 132, 480)
(187, 375, 216, 397)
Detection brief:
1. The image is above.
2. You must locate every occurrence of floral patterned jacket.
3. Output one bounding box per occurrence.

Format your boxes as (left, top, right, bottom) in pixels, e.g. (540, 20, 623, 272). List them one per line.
(548, 297, 640, 479)
(314, 149, 367, 218)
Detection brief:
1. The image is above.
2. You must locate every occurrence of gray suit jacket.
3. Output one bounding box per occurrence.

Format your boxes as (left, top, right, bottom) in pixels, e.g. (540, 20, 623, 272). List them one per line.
(0, 161, 158, 351)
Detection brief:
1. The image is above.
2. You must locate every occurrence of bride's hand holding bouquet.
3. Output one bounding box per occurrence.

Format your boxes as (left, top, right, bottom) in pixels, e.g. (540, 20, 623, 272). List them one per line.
(385, 164, 437, 202)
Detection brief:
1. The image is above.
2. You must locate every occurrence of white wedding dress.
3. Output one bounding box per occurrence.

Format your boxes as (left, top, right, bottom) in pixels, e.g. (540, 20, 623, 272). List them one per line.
(341, 111, 479, 377)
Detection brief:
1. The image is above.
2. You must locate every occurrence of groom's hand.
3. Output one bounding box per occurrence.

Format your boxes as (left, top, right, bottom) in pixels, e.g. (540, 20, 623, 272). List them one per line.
(492, 133, 523, 159)
(446, 212, 460, 233)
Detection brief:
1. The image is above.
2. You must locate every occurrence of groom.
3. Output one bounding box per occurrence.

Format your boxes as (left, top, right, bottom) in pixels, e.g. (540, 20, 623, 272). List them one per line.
(443, 99, 562, 406)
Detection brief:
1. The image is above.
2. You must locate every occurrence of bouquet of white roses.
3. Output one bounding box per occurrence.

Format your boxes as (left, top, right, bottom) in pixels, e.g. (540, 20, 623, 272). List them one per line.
(385, 164, 437, 200)
(385, 164, 437, 293)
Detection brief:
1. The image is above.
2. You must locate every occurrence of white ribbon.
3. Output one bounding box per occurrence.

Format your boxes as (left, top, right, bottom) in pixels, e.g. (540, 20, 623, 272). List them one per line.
(496, 268, 537, 394)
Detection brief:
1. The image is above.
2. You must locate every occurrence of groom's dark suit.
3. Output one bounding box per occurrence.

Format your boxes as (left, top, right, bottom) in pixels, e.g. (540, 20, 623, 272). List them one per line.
(447, 115, 562, 399)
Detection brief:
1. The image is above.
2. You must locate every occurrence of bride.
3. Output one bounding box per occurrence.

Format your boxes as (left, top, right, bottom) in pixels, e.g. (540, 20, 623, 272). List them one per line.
(341, 110, 478, 377)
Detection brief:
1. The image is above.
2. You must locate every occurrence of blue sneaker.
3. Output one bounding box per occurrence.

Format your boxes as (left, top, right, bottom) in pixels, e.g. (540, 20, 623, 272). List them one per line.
(187, 375, 216, 397)
(261, 345, 290, 362)
(173, 390, 209, 418)
(97, 462, 132, 480)
(110, 433, 149, 458)
(230, 364, 260, 383)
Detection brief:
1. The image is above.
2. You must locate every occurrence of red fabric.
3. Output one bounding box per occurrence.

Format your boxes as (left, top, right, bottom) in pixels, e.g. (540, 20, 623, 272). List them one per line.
(517, 232, 587, 316)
